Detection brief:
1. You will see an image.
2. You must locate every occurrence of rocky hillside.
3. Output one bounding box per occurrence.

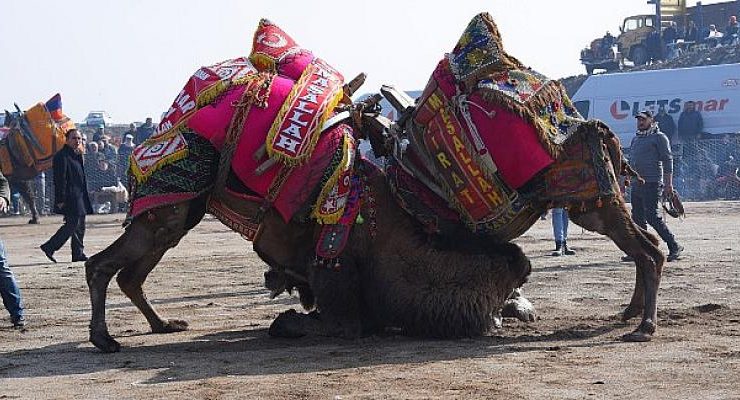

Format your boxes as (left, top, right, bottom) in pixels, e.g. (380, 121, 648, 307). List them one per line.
(560, 43, 740, 97)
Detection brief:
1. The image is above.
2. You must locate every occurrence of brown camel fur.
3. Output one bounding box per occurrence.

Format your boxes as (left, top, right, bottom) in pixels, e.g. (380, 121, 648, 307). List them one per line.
(85, 163, 531, 352)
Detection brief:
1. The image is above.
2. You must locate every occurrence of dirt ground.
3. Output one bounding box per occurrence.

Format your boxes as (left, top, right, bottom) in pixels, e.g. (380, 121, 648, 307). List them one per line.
(1, 201, 738, 400)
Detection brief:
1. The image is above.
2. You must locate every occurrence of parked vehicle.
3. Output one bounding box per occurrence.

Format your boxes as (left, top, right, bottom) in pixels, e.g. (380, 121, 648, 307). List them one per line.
(84, 111, 114, 127)
(580, 0, 737, 69)
(571, 64, 740, 145)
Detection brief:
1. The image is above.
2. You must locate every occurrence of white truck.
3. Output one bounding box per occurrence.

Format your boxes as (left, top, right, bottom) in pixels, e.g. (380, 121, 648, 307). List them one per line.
(571, 64, 740, 146)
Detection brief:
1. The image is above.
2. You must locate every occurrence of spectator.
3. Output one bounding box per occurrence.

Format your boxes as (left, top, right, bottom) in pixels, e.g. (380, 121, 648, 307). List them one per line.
(550, 208, 575, 256)
(123, 123, 137, 142)
(88, 155, 118, 193)
(646, 28, 663, 63)
(723, 15, 739, 45)
(663, 21, 678, 46)
(600, 31, 615, 57)
(117, 134, 135, 182)
(39, 129, 93, 263)
(676, 101, 704, 143)
(0, 169, 26, 328)
(690, 148, 717, 198)
(706, 24, 724, 47)
(715, 133, 739, 165)
(624, 110, 683, 262)
(92, 126, 105, 142)
(135, 117, 155, 145)
(98, 135, 118, 171)
(654, 106, 676, 143)
(684, 20, 699, 42)
(84, 141, 99, 166)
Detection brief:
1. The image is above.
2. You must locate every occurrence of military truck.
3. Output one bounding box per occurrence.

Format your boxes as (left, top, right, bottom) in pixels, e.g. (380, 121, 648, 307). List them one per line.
(579, 35, 621, 75)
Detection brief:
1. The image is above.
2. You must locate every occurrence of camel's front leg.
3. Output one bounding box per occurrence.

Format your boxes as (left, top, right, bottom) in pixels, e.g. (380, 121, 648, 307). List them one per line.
(569, 200, 665, 342)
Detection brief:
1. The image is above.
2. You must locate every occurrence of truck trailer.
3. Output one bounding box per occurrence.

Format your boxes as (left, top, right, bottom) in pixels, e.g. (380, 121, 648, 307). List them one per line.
(571, 63, 740, 145)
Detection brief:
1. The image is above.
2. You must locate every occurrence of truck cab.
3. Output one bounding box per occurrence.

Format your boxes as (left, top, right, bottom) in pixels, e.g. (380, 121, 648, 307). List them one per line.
(617, 14, 657, 66)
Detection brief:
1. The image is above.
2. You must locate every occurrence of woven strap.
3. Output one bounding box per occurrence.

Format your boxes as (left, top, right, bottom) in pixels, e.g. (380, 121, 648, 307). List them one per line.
(214, 74, 273, 196)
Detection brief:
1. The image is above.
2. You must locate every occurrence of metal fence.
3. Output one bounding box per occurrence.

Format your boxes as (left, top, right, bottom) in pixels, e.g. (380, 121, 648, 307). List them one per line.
(8, 153, 130, 216)
(623, 135, 740, 201)
(6, 135, 740, 219)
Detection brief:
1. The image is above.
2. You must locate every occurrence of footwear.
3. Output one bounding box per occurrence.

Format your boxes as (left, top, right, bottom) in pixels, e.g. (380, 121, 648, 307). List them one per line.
(563, 241, 576, 256)
(72, 255, 88, 262)
(28, 218, 39, 224)
(667, 245, 684, 262)
(621, 255, 634, 262)
(551, 241, 563, 256)
(40, 244, 57, 263)
(11, 315, 26, 329)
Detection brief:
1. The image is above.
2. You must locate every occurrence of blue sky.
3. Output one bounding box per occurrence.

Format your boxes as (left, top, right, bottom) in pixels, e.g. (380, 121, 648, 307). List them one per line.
(0, 0, 719, 123)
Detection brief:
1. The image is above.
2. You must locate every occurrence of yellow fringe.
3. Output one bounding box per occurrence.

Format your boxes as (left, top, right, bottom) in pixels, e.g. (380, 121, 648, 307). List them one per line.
(311, 133, 354, 224)
(265, 65, 344, 166)
(129, 131, 189, 184)
(196, 80, 230, 108)
(250, 53, 277, 73)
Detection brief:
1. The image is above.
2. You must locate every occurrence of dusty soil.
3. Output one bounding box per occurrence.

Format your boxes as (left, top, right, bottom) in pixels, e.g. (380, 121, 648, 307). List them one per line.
(1, 201, 739, 399)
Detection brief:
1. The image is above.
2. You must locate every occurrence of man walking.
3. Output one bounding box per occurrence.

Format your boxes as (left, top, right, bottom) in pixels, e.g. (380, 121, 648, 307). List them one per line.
(40, 129, 93, 263)
(1, 169, 26, 328)
(625, 110, 684, 262)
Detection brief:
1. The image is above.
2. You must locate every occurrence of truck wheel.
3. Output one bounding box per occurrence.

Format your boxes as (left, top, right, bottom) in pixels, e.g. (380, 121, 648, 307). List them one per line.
(586, 65, 594, 75)
(631, 46, 648, 66)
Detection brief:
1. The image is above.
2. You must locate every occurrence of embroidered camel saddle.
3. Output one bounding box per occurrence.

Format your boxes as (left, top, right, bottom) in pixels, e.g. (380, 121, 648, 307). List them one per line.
(0, 94, 75, 176)
(129, 19, 360, 232)
(386, 13, 620, 241)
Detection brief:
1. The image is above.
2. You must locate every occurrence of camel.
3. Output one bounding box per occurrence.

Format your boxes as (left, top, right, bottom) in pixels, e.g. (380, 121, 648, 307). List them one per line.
(85, 14, 663, 353)
(2, 97, 72, 223)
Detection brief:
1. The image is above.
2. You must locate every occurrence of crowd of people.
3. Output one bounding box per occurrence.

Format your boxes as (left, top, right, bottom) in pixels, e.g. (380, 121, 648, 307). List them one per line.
(639, 15, 740, 63)
(5, 118, 155, 216)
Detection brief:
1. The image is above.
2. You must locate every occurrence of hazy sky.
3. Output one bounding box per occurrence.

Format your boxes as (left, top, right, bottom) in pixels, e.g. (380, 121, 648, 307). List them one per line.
(0, 0, 722, 123)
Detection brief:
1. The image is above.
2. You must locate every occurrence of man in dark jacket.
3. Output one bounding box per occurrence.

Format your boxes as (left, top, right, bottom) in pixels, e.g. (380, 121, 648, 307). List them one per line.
(654, 106, 676, 143)
(625, 111, 684, 262)
(134, 117, 155, 145)
(40, 129, 93, 263)
(676, 101, 704, 142)
(0, 170, 26, 328)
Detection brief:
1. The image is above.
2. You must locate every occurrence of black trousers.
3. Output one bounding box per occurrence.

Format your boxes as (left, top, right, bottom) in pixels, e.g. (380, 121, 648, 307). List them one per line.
(44, 214, 86, 259)
(630, 182, 679, 252)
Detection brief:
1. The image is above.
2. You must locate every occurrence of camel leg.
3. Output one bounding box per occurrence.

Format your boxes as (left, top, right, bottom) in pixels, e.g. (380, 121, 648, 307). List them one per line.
(269, 258, 364, 339)
(116, 246, 188, 334)
(86, 200, 203, 352)
(86, 220, 160, 352)
(569, 200, 665, 342)
(16, 179, 39, 222)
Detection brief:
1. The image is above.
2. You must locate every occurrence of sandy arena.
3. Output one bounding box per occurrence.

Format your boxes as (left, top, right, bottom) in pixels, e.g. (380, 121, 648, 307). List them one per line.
(1, 201, 738, 399)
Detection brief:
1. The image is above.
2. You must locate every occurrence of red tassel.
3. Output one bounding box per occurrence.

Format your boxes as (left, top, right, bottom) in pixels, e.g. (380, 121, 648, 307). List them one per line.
(580, 201, 587, 212)
(596, 197, 603, 208)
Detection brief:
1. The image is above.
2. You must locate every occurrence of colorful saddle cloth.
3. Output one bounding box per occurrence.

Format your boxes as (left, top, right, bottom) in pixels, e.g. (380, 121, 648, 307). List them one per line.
(0, 94, 74, 176)
(402, 12, 586, 237)
(128, 19, 355, 227)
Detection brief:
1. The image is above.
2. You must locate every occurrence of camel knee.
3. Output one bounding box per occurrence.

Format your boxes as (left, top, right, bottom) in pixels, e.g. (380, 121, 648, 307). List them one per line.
(116, 268, 142, 296)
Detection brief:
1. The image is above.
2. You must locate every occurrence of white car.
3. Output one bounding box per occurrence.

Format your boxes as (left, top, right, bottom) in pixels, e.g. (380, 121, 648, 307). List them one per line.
(84, 111, 114, 127)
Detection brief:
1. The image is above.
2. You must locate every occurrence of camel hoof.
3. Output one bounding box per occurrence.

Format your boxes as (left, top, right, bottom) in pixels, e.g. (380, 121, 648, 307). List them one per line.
(268, 309, 306, 338)
(619, 306, 642, 322)
(621, 330, 653, 342)
(153, 319, 189, 333)
(501, 296, 536, 322)
(90, 330, 122, 353)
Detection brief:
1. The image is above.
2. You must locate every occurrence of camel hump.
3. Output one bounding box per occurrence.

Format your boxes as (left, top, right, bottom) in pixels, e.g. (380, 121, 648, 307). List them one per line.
(448, 12, 526, 90)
